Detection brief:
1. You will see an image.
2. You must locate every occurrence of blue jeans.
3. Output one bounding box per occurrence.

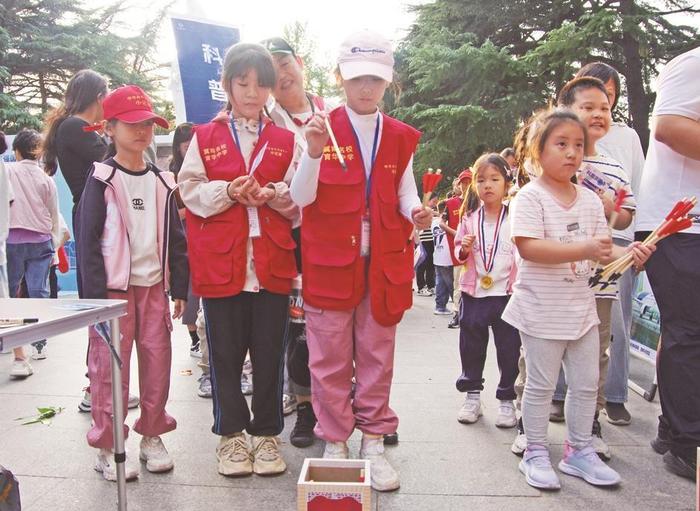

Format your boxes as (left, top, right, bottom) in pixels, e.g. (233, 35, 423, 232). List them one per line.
(605, 239, 632, 403)
(434, 265, 454, 311)
(6, 240, 53, 299)
(7, 240, 53, 351)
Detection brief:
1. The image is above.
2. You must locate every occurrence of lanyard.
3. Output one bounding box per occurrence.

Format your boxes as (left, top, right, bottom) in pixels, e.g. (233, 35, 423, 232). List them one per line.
(281, 93, 316, 127)
(349, 114, 381, 201)
(478, 205, 507, 274)
(230, 115, 262, 174)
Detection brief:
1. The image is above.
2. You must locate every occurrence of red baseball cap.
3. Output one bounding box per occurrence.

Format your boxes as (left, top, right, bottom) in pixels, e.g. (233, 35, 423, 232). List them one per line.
(102, 85, 169, 128)
(458, 169, 473, 183)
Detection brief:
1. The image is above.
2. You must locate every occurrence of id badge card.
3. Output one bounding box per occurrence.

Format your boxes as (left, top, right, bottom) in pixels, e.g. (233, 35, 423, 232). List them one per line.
(361, 215, 371, 257)
(247, 207, 261, 238)
(579, 163, 609, 194)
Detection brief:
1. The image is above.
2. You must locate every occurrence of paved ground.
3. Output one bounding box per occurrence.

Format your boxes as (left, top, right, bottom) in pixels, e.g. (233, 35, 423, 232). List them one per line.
(0, 294, 695, 510)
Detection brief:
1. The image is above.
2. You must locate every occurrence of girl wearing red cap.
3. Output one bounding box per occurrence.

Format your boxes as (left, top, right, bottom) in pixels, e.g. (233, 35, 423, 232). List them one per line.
(290, 30, 432, 492)
(178, 43, 298, 478)
(76, 85, 189, 481)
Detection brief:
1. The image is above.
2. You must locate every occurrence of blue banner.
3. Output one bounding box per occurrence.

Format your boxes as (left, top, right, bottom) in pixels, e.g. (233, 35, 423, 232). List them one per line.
(171, 17, 240, 124)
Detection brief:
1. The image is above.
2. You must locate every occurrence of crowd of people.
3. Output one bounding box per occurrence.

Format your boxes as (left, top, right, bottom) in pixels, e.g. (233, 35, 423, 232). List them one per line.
(0, 28, 698, 496)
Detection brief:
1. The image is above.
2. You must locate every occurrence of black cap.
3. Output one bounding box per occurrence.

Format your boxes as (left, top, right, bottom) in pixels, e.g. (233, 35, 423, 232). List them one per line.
(261, 37, 296, 56)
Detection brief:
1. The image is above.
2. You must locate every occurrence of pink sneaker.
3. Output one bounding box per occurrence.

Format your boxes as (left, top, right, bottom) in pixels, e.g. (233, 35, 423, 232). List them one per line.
(558, 442, 621, 486)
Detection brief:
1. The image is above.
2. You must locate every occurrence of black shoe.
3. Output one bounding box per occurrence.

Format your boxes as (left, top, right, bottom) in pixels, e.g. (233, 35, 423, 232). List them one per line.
(662, 451, 696, 480)
(549, 400, 565, 422)
(603, 401, 631, 425)
(290, 401, 316, 448)
(650, 435, 672, 455)
(447, 312, 459, 329)
(383, 432, 399, 446)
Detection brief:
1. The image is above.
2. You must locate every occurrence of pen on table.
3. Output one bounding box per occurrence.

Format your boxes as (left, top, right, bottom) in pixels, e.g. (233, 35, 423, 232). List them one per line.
(0, 318, 39, 326)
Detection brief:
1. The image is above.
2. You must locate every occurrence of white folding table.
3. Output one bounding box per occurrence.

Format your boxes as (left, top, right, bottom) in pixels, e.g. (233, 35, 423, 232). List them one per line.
(0, 298, 129, 510)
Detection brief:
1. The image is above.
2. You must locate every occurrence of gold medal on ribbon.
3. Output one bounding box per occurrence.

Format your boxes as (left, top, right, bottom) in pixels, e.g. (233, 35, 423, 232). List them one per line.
(480, 275, 494, 289)
(477, 206, 506, 292)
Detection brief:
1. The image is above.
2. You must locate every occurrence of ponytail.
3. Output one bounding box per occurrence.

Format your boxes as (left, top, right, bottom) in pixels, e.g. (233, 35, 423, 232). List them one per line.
(458, 182, 480, 219)
(42, 69, 108, 176)
(42, 105, 69, 176)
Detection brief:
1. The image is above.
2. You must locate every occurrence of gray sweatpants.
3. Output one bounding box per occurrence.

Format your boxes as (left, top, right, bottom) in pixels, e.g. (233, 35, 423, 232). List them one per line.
(521, 327, 599, 450)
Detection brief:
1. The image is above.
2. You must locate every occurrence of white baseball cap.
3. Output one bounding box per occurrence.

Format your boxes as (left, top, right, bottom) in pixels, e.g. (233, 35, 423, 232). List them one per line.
(337, 31, 394, 83)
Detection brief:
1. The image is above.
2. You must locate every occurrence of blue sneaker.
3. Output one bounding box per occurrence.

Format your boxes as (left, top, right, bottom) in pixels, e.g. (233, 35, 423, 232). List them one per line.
(558, 442, 621, 486)
(519, 445, 561, 490)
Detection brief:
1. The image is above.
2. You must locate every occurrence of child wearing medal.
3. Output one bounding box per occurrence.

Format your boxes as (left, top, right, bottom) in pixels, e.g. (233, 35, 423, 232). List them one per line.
(178, 43, 299, 477)
(290, 30, 431, 492)
(453, 154, 520, 428)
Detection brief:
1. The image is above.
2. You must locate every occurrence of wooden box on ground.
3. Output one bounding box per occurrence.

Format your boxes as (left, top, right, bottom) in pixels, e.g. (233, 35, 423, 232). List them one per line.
(297, 458, 371, 511)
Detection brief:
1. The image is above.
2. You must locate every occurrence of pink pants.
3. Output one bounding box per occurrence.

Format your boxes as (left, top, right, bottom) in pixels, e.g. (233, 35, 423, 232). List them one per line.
(305, 293, 398, 442)
(87, 283, 176, 449)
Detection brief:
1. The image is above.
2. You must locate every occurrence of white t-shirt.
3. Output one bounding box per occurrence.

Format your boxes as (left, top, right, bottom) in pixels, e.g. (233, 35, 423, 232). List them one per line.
(0, 160, 12, 266)
(502, 180, 608, 340)
(578, 154, 635, 298)
(471, 209, 513, 298)
(597, 123, 645, 241)
(432, 217, 452, 267)
(636, 47, 700, 234)
(114, 166, 162, 287)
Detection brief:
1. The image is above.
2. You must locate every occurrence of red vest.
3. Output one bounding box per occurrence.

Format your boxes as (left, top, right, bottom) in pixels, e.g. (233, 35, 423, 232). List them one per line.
(301, 107, 421, 326)
(446, 196, 462, 265)
(186, 119, 297, 298)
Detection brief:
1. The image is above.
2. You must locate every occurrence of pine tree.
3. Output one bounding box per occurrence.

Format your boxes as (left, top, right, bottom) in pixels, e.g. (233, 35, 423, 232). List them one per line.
(0, 0, 171, 132)
(394, 0, 699, 187)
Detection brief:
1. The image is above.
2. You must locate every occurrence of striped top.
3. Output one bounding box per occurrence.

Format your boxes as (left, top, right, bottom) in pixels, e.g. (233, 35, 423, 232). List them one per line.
(578, 154, 635, 299)
(502, 180, 607, 340)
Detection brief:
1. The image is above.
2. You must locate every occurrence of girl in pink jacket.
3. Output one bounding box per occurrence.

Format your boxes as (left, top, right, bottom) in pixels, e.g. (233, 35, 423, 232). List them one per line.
(453, 153, 520, 429)
(76, 85, 189, 482)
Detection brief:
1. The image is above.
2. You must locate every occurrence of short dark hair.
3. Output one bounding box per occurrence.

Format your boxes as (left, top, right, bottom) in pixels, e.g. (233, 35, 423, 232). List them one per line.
(12, 129, 42, 160)
(557, 77, 609, 108)
(500, 147, 515, 159)
(576, 62, 621, 111)
(0, 131, 7, 155)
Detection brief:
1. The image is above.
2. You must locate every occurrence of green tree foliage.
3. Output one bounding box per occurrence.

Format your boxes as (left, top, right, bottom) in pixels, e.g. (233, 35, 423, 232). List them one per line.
(394, 0, 699, 190)
(0, 0, 172, 132)
(283, 21, 340, 101)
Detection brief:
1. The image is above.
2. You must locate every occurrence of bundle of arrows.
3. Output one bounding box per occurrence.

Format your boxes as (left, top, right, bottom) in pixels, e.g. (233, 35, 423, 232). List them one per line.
(589, 196, 697, 289)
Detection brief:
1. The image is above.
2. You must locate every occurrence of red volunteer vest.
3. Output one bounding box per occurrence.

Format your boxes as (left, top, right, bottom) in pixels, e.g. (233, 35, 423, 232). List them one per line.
(186, 119, 297, 298)
(445, 196, 462, 266)
(301, 107, 421, 326)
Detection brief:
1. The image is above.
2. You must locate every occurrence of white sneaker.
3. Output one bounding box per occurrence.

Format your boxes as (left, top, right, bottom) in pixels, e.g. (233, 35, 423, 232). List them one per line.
(94, 448, 139, 481)
(457, 394, 482, 424)
(323, 441, 349, 459)
(282, 393, 297, 416)
(78, 388, 91, 412)
(10, 359, 33, 378)
(128, 394, 140, 409)
(31, 344, 47, 360)
(240, 373, 253, 395)
(495, 400, 517, 428)
(519, 446, 561, 490)
(360, 436, 400, 491)
(592, 418, 612, 460)
(139, 436, 174, 473)
(511, 418, 527, 456)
